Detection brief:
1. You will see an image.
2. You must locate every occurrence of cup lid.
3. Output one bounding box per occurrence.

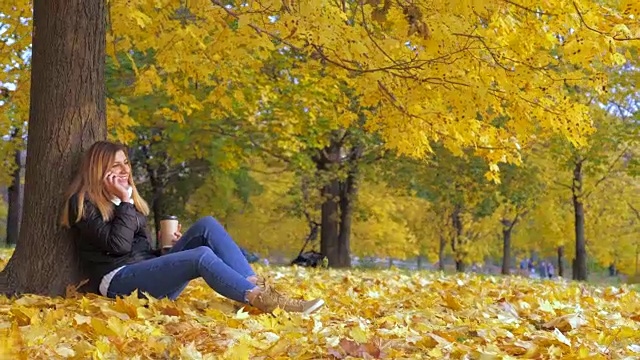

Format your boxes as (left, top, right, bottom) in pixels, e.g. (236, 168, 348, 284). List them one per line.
(162, 215, 178, 220)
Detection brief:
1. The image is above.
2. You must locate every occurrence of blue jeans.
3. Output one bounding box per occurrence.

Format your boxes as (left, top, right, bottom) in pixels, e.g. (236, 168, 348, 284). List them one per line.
(107, 216, 257, 303)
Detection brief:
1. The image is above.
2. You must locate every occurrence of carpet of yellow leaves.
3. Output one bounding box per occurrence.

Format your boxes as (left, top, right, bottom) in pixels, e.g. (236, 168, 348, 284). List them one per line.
(1, 248, 640, 359)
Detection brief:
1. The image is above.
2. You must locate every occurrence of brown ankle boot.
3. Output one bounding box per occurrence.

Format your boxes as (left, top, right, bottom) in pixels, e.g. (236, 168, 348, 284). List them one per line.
(250, 287, 325, 314)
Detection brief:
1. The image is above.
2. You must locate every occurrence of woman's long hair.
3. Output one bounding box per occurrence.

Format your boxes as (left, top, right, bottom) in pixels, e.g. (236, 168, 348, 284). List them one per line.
(60, 141, 149, 227)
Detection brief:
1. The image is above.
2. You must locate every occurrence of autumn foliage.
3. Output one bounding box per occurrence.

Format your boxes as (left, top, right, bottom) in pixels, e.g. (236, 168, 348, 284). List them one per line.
(1, 249, 640, 359)
(2, 0, 640, 270)
(2, 3, 640, 357)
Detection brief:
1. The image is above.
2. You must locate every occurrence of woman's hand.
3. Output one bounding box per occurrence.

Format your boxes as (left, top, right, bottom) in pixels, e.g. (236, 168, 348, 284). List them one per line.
(104, 172, 130, 201)
(172, 223, 183, 245)
(158, 223, 182, 255)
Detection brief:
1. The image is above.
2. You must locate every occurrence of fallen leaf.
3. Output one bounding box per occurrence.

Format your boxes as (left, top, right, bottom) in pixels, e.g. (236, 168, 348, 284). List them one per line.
(543, 313, 587, 331)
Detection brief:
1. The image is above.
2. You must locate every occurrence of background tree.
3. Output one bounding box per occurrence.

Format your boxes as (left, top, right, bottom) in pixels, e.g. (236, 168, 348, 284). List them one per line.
(495, 159, 544, 274)
(542, 109, 637, 280)
(0, 1, 31, 247)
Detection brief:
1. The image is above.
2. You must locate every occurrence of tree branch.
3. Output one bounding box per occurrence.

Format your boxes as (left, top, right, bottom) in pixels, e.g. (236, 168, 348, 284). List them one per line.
(209, 0, 303, 51)
(628, 201, 640, 220)
(573, 1, 640, 41)
(553, 180, 573, 190)
(584, 145, 629, 198)
(501, 0, 557, 16)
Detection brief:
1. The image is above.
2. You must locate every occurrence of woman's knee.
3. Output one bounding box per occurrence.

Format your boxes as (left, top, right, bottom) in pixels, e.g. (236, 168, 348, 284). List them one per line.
(196, 215, 223, 230)
(190, 245, 215, 260)
(189, 246, 222, 271)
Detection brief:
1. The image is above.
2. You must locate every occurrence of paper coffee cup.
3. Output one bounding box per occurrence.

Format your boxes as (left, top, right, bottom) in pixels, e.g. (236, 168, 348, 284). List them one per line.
(159, 215, 179, 249)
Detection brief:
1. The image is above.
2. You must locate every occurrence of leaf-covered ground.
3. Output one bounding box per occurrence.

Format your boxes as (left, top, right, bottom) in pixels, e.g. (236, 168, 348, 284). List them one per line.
(1, 250, 640, 359)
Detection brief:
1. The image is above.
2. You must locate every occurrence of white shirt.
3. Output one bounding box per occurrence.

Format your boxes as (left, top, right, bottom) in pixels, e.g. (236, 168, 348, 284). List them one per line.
(98, 187, 134, 297)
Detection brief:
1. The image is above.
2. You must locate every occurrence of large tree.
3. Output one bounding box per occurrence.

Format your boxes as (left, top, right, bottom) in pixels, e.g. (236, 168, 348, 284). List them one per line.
(0, 0, 106, 295)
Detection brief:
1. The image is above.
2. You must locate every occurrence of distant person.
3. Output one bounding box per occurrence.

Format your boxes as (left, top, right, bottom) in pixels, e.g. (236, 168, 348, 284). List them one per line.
(539, 261, 548, 278)
(609, 264, 618, 276)
(528, 259, 538, 278)
(519, 258, 528, 276)
(547, 262, 555, 279)
(60, 141, 323, 315)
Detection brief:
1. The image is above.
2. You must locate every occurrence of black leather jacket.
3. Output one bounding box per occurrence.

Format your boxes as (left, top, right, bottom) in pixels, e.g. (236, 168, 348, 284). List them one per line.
(69, 194, 159, 294)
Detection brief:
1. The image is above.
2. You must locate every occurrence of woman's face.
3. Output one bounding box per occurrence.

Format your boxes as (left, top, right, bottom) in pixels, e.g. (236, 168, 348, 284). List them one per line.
(109, 150, 131, 188)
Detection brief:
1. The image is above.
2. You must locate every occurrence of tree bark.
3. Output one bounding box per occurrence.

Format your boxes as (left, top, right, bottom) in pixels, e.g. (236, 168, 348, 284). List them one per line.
(501, 215, 520, 275)
(318, 139, 354, 268)
(438, 235, 446, 271)
(451, 207, 465, 272)
(320, 178, 341, 266)
(501, 224, 513, 275)
(6, 149, 26, 246)
(336, 165, 357, 268)
(572, 161, 588, 281)
(557, 246, 565, 278)
(0, 0, 106, 296)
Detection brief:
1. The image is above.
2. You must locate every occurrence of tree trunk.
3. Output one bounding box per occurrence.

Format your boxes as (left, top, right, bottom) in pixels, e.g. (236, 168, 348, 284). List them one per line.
(320, 177, 341, 267)
(572, 161, 588, 281)
(148, 162, 168, 246)
(501, 224, 512, 275)
(416, 256, 422, 270)
(0, 0, 106, 296)
(557, 246, 565, 278)
(451, 207, 465, 272)
(318, 139, 351, 268)
(573, 197, 587, 280)
(336, 166, 357, 268)
(438, 234, 446, 271)
(6, 149, 26, 246)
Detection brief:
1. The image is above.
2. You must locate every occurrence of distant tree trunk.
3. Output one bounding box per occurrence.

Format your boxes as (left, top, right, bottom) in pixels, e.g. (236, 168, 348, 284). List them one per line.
(149, 163, 168, 242)
(572, 160, 588, 281)
(451, 207, 465, 272)
(0, 0, 106, 296)
(6, 149, 26, 246)
(416, 255, 422, 270)
(315, 135, 363, 269)
(320, 178, 342, 267)
(501, 215, 520, 275)
(319, 139, 354, 268)
(501, 224, 513, 275)
(557, 246, 565, 277)
(336, 160, 358, 268)
(438, 234, 446, 271)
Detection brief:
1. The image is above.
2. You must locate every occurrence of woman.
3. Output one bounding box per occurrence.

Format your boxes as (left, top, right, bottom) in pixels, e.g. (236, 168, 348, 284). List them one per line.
(61, 141, 324, 315)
